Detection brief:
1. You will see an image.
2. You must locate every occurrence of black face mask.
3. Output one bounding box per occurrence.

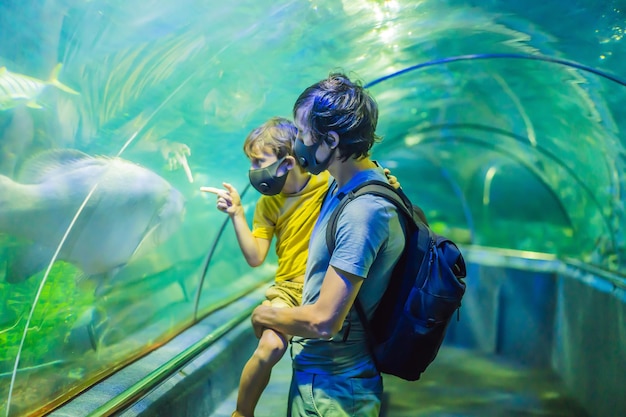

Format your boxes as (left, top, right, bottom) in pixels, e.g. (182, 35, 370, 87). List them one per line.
(248, 157, 288, 195)
(294, 137, 334, 175)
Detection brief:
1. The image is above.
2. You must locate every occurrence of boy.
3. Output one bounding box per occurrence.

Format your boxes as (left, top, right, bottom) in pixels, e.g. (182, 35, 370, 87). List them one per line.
(202, 116, 329, 417)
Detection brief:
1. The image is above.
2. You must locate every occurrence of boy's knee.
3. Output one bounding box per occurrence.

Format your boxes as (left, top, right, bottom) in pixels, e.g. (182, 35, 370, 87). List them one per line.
(255, 330, 287, 363)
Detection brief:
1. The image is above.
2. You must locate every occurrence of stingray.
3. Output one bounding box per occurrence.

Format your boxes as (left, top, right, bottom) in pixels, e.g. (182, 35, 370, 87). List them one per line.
(0, 149, 185, 283)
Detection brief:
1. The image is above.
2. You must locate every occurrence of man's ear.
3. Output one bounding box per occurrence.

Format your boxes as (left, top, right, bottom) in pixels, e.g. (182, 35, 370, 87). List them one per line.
(326, 131, 339, 149)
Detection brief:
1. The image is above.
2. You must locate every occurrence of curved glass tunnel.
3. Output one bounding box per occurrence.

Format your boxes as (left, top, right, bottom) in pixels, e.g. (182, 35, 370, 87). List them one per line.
(0, 0, 625, 416)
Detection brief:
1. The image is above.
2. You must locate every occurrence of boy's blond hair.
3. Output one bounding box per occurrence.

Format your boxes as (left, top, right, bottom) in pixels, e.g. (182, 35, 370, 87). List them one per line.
(243, 117, 297, 159)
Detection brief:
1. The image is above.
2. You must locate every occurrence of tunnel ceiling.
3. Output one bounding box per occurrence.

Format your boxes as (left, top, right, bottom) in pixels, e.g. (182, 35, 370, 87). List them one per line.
(1, 1, 625, 264)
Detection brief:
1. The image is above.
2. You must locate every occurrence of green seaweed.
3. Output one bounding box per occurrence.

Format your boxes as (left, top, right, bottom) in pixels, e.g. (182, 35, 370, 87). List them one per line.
(0, 260, 94, 367)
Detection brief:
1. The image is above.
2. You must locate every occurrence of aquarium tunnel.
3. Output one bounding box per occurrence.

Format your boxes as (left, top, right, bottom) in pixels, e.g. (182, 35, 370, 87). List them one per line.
(1, 0, 625, 416)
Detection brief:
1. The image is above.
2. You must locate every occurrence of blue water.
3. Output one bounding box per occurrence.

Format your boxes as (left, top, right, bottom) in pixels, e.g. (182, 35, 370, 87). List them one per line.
(0, 0, 625, 415)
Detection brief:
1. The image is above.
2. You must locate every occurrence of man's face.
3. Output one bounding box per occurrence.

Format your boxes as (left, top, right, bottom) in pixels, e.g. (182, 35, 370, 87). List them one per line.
(294, 107, 316, 146)
(293, 106, 336, 174)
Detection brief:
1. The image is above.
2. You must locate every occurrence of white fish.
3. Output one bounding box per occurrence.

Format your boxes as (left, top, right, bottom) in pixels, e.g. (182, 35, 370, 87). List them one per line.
(0, 63, 79, 111)
(0, 149, 185, 283)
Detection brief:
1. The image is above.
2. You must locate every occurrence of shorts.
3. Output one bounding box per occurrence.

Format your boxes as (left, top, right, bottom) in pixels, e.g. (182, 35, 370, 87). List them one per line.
(266, 280, 303, 309)
(287, 369, 383, 417)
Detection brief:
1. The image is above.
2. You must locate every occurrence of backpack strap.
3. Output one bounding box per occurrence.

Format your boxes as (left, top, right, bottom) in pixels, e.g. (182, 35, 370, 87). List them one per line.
(325, 180, 425, 349)
(325, 180, 415, 254)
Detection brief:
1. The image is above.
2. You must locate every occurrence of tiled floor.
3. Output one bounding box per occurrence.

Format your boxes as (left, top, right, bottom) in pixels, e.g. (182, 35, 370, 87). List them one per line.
(211, 346, 589, 417)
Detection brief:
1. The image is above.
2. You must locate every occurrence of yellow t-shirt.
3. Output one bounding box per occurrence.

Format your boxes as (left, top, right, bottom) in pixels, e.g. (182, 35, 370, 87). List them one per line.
(252, 171, 331, 282)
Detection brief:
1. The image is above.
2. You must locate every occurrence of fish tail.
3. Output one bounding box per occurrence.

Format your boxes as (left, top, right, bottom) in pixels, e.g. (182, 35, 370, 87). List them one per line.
(48, 63, 79, 95)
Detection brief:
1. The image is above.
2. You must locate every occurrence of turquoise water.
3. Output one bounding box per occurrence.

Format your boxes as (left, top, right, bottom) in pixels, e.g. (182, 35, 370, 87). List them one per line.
(0, 0, 625, 415)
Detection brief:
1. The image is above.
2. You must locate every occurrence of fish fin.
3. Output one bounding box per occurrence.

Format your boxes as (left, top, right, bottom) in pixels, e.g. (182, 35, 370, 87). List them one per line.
(129, 224, 160, 261)
(75, 271, 97, 293)
(48, 63, 79, 95)
(17, 148, 95, 183)
(91, 267, 124, 297)
(177, 278, 191, 302)
(26, 100, 43, 109)
(65, 306, 104, 352)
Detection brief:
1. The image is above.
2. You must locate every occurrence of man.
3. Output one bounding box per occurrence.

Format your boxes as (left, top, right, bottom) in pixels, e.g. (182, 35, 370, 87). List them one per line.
(251, 72, 405, 416)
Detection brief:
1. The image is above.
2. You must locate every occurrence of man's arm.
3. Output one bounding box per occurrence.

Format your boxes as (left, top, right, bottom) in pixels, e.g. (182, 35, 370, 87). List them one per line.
(251, 265, 363, 338)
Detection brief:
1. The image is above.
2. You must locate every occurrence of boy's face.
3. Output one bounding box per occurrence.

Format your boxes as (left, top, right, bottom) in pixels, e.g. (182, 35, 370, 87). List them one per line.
(249, 146, 279, 170)
(247, 145, 295, 195)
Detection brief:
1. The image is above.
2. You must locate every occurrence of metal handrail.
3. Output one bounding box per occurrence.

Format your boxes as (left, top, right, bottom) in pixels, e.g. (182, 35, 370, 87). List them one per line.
(86, 302, 257, 417)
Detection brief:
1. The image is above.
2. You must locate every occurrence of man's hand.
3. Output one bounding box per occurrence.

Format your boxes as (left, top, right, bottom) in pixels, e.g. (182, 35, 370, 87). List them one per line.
(200, 182, 243, 216)
(251, 304, 273, 339)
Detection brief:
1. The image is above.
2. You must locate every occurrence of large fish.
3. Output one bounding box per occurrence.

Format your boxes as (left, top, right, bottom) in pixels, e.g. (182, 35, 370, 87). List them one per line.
(0, 63, 79, 111)
(0, 149, 185, 283)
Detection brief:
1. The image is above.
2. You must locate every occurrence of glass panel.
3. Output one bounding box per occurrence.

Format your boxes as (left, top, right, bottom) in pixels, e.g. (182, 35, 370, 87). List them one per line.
(0, 0, 624, 415)
(372, 54, 621, 268)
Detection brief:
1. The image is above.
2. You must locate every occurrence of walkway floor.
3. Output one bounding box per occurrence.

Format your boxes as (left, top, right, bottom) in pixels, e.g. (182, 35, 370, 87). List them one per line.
(211, 345, 589, 417)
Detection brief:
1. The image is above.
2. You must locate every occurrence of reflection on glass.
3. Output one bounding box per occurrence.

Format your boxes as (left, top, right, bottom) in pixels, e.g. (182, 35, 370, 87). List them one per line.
(0, 0, 625, 415)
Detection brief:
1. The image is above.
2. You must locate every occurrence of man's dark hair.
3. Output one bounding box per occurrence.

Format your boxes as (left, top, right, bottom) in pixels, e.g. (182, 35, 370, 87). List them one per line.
(293, 72, 381, 161)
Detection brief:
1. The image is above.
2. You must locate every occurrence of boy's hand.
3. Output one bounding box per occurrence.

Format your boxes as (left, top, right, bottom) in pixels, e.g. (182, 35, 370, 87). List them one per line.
(200, 182, 243, 216)
(384, 168, 401, 190)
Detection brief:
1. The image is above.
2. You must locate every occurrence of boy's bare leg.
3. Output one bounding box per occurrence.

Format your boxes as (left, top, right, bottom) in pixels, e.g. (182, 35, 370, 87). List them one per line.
(234, 327, 288, 417)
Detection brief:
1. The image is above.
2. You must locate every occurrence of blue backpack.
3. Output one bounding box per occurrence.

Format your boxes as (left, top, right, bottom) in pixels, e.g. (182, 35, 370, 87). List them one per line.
(326, 180, 467, 381)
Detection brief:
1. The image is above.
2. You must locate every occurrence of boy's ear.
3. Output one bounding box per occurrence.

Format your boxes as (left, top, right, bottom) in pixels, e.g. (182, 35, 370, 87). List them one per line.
(326, 131, 339, 149)
(278, 156, 296, 175)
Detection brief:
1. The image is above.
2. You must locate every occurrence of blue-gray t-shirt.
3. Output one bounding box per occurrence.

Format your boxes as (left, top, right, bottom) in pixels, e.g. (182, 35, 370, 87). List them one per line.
(291, 168, 405, 376)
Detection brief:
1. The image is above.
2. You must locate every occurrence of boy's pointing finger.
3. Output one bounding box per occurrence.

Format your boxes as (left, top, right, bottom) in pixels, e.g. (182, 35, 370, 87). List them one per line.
(200, 186, 227, 197)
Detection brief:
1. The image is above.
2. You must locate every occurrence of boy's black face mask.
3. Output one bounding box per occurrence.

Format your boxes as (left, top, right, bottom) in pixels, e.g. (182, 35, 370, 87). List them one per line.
(248, 156, 288, 195)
